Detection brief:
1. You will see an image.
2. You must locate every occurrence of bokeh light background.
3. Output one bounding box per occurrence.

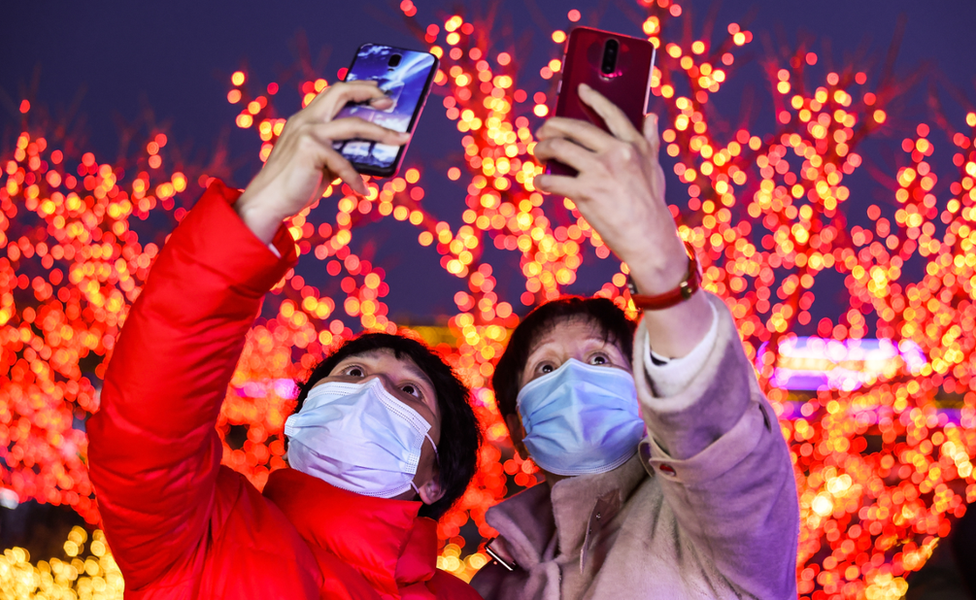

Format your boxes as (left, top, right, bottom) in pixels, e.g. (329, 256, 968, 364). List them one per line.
(3, 0, 976, 598)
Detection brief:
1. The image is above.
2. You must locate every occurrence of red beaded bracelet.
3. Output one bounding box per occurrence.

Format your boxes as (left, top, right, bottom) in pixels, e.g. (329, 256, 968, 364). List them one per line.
(626, 241, 701, 311)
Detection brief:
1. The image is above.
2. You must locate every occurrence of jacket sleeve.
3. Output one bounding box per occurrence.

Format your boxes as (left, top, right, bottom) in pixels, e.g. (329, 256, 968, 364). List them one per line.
(86, 181, 297, 589)
(634, 292, 800, 599)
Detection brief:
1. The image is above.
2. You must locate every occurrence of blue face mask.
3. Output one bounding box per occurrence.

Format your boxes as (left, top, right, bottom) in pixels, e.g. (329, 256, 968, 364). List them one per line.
(284, 378, 437, 498)
(516, 359, 644, 476)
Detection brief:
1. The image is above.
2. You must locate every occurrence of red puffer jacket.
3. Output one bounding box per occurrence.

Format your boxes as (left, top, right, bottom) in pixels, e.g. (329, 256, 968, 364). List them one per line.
(87, 182, 481, 600)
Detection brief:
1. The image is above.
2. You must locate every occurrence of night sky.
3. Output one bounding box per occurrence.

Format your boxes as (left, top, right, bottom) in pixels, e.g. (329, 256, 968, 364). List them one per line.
(3, 0, 975, 324)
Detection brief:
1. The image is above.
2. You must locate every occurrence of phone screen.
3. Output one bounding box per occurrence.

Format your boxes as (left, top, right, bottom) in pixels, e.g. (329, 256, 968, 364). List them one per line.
(333, 44, 438, 176)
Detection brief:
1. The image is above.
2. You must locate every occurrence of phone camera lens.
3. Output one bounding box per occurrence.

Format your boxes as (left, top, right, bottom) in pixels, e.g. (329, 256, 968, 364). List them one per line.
(601, 39, 619, 75)
(388, 54, 402, 67)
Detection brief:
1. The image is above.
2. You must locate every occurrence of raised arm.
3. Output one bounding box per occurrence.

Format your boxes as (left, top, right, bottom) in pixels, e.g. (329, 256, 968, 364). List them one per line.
(87, 81, 410, 588)
(86, 182, 297, 585)
(534, 83, 713, 359)
(534, 85, 799, 598)
(634, 295, 799, 598)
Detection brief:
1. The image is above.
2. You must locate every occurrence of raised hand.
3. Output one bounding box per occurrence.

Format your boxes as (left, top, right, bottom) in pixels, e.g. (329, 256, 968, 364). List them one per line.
(533, 83, 687, 296)
(533, 83, 712, 357)
(235, 81, 410, 244)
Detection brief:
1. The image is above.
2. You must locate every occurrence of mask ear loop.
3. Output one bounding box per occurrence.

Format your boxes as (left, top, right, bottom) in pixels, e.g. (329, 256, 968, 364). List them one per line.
(410, 432, 440, 498)
(426, 432, 439, 465)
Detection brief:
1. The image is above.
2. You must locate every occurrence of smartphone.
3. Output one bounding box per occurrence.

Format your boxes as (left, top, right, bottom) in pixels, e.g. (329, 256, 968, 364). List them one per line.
(333, 43, 439, 178)
(547, 27, 656, 176)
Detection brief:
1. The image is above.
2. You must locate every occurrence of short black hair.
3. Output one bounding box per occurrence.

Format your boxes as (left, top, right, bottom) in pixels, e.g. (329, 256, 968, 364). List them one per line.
(293, 332, 481, 520)
(493, 296, 637, 420)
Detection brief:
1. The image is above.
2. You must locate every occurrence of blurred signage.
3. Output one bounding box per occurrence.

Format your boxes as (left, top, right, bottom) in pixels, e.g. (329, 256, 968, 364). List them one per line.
(757, 337, 926, 392)
(233, 378, 299, 399)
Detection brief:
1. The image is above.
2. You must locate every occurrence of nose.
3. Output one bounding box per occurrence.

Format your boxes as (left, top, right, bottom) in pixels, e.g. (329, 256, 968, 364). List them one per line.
(362, 373, 400, 397)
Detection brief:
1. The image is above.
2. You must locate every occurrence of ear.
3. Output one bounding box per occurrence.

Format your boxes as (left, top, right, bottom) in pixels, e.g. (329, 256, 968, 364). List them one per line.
(417, 472, 445, 505)
(505, 413, 530, 461)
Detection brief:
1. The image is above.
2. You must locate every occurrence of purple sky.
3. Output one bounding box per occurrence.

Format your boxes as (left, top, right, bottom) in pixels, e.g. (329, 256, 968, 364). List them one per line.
(3, 0, 975, 325)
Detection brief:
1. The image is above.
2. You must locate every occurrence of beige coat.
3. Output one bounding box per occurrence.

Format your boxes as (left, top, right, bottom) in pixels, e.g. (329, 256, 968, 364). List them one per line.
(471, 295, 799, 599)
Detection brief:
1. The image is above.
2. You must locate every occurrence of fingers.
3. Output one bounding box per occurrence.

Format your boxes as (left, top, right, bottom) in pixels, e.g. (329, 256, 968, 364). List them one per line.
(300, 130, 368, 195)
(303, 120, 404, 194)
(370, 97, 395, 111)
(577, 83, 643, 143)
(321, 117, 410, 146)
(643, 113, 660, 158)
(322, 150, 368, 195)
(537, 117, 614, 153)
(533, 137, 594, 172)
(304, 80, 389, 122)
(535, 84, 645, 152)
(533, 173, 578, 198)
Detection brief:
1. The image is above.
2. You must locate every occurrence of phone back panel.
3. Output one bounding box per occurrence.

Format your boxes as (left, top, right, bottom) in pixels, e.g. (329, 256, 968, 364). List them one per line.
(550, 28, 655, 176)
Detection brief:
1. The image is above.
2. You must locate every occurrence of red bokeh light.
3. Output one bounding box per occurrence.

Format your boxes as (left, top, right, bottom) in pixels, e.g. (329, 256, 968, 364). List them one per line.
(2, 1, 976, 597)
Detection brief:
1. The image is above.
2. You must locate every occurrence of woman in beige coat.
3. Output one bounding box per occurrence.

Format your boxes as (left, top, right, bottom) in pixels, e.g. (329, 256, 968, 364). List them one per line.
(469, 84, 800, 599)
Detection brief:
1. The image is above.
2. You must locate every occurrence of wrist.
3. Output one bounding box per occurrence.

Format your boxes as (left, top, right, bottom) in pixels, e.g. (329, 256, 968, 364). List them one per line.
(618, 235, 689, 295)
(234, 191, 288, 245)
(626, 241, 701, 311)
(629, 265, 685, 295)
(627, 254, 690, 297)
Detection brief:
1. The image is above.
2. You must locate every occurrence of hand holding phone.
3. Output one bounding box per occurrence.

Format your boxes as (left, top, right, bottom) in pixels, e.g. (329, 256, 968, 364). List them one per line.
(332, 44, 440, 178)
(533, 27, 685, 301)
(235, 81, 409, 244)
(547, 28, 656, 176)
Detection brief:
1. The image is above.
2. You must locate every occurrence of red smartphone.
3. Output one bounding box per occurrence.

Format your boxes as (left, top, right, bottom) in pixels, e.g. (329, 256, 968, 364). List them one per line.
(547, 27, 656, 176)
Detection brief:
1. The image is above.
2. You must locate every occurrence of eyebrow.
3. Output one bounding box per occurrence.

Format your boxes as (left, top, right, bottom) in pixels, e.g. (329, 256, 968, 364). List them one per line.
(527, 334, 616, 359)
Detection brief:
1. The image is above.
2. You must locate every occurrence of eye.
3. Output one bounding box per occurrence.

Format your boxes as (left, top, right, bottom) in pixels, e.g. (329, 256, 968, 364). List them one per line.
(342, 365, 366, 378)
(536, 361, 557, 376)
(588, 353, 610, 366)
(400, 383, 423, 398)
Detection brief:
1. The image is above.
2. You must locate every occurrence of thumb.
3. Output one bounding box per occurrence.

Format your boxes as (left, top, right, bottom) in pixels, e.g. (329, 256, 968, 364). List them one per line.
(643, 113, 660, 157)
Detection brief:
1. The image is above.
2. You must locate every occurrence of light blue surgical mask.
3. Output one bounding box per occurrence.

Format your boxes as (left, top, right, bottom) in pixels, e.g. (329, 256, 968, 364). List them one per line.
(516, 359, 644, 476)
(284, 377, 437, 498)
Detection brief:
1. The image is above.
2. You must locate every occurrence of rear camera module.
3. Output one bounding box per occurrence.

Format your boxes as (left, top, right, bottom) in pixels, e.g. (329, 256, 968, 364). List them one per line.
(601, 39, 619, 75)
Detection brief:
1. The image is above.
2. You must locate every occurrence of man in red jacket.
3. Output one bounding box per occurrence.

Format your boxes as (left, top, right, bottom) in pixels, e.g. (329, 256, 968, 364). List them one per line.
(87, 81, 483, 599)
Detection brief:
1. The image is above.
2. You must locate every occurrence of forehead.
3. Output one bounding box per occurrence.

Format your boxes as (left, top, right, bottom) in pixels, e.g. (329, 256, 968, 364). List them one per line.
(527, 317, 620, 355)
